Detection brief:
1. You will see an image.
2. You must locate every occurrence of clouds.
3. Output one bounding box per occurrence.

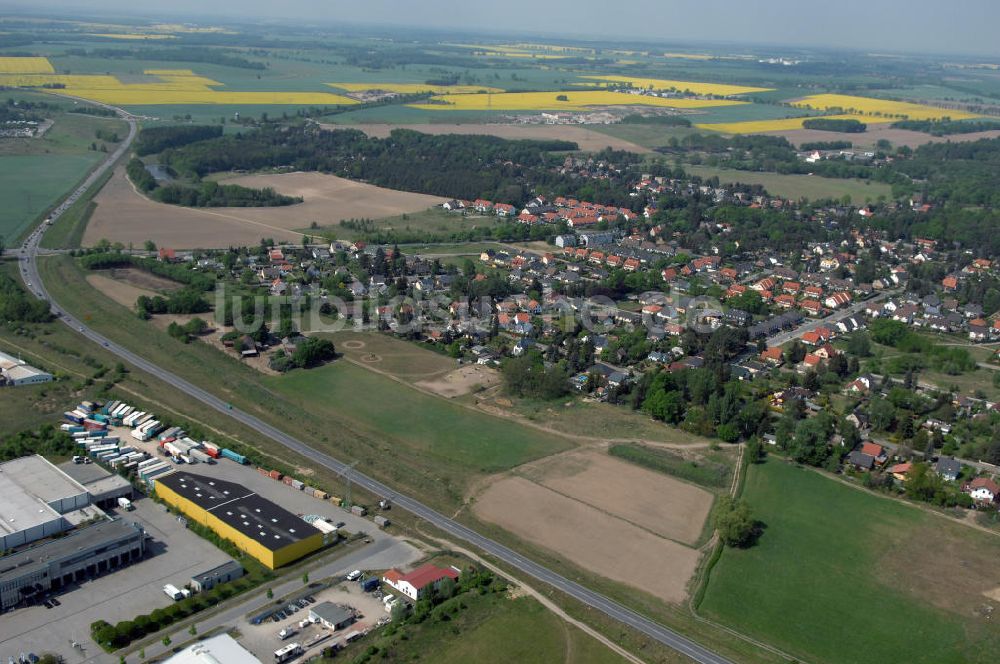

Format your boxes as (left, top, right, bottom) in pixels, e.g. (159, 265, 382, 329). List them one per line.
(19, 0, 1000, 56)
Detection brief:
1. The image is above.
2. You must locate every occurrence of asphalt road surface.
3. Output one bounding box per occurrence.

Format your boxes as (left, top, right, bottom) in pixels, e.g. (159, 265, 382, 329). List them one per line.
(18, 104, 733, 664)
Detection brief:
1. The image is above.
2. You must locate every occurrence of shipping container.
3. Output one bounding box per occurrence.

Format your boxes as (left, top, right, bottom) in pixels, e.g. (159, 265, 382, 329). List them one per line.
(202, 441, 219, 453)
(81, 400, 97, 411)
(204, 447, 220, 459)
(122, 411, 144, 427)
(91, 413, 109, 423)
(374, 516, 390, 528)
(313, 490, 329, 500)
(220, 449, 248, 464)
(190, 449, 212, 464)
(63, 412, 84, 424)
(290, 479, 304, 490)
(351, 505, 367, 517)
(269, 470, 284, 481)
(138, 458, 161, 470)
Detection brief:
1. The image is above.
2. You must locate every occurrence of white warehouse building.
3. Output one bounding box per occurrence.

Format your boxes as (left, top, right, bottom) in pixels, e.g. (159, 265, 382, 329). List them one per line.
(0, 455, 99, 551)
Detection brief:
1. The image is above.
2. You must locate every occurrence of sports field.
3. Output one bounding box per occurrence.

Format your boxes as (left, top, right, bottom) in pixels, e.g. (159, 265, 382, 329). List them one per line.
(682, 164, 892, 202)
(699, 461, 1000, 664)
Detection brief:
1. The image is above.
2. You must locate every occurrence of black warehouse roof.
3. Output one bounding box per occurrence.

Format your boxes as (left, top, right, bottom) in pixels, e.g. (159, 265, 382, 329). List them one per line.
(157, 472, 318, 551)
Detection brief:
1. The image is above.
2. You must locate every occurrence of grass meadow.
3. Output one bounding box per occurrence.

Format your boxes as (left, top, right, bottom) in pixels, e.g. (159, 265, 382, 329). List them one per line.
(682, 164, 892, 202)
(699, 460, 1000, 664)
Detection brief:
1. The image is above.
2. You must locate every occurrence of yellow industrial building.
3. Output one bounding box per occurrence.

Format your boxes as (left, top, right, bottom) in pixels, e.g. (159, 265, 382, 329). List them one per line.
(155, 471, 323, 569)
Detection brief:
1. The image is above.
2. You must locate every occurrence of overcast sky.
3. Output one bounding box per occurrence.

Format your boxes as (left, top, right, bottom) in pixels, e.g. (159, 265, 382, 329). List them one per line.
(15, 0, 1000, 57)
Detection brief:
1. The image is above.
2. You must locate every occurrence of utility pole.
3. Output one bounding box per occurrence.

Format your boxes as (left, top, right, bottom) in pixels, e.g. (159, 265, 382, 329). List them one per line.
(338, 460, 360, 507)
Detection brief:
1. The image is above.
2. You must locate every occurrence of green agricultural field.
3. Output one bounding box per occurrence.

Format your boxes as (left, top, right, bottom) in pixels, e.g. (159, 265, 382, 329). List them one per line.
(271, 362, 570, 472)
(0, 154, 100, 242)
(699, 460, 1000, 664)
(682, 164, 891, 202)
(587, 123, 700, 149)
(687, 103, 815, 125)
(305, 206, 500, 243)
(0, 104, 126, 242)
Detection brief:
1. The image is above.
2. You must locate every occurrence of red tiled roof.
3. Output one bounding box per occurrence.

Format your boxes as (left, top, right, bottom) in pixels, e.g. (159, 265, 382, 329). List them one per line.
(860, 442, 884, 457)
(401, 563, 459, 591)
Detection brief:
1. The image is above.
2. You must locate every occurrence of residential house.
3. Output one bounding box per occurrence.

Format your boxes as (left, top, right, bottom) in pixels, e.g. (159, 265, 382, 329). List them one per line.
(965, 477, 1000, 506)
(382, 564, 460, 601)
(935, 457, 962, 482)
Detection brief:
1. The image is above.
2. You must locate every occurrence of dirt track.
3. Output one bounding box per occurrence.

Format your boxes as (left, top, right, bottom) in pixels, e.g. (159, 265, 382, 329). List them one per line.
(83, 169, 444, 249)
(338, 122, 653, 153)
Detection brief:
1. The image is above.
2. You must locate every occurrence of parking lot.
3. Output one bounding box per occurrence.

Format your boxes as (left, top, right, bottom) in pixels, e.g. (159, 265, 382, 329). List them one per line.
(0, 496, 232, 663)
(118, 426, 396, 545)
(239, 579, 393, 661)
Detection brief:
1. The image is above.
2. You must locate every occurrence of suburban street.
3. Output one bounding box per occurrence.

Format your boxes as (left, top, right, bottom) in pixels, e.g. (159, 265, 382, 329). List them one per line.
(16, 103, 735, 664)
(767, 291, 889, 347)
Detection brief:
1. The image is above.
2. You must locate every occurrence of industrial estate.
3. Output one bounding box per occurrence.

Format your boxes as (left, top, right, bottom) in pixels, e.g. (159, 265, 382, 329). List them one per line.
(2, 5, 1000, 664)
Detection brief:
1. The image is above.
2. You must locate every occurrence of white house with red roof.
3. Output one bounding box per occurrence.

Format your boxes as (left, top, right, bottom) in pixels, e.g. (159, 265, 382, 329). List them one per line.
(382, 563, 460, 600)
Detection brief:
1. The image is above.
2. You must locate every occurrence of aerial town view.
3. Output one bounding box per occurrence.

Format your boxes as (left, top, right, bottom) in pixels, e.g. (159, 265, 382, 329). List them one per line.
(1, 1, 1000, 663)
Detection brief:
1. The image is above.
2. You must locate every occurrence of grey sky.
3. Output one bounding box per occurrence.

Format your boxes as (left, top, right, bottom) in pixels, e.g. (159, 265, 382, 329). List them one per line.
(13, 0, 1000, 56)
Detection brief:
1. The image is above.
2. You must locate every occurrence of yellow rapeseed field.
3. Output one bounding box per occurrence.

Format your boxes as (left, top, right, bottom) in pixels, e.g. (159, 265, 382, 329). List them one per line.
(579, 75, 772, 96)
(0, 57, 55, 74)
(327, 82, 504, 94)
(409, 90, 747, 111)
(0, 68, 358, 106)
(695, 114, 876, 134)
(792, 94, 981, 121)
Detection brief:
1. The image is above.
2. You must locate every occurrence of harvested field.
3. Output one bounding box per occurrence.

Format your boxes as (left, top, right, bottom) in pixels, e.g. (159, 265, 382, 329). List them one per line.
(416, 364, 500, 398)
(519, 449, 713, 545)
(474, 475, 702, 604)
(218, 171, 446, 220)
(340, 123, 652, 153)
(764, 125, 1000, 149)
(83, 169, 443, 249)
(85, 273, 156, 309)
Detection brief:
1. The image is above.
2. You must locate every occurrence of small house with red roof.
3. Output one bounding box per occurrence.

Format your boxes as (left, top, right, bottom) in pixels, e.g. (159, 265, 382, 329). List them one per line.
(382, 563, 460, 600)
(965, 477, 1000, 505)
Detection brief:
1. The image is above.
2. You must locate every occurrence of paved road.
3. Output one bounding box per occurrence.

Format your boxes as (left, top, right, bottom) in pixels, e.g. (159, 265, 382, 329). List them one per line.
(18, 107, 733, 664)
(767, 291, 889, 348)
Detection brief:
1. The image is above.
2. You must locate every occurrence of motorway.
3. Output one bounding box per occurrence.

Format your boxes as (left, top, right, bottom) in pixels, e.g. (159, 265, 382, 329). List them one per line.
(16, 106, 734, 664)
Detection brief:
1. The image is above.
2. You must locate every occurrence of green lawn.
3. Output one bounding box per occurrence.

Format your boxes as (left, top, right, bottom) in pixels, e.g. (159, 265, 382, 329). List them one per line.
(683, 164, 891, 203)
(270, 362, 570, 473)
(699, 460, 1000, 664)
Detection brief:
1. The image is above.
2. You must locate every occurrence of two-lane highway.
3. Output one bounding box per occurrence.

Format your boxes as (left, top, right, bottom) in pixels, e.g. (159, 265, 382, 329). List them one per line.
(18, 104, 734, 664)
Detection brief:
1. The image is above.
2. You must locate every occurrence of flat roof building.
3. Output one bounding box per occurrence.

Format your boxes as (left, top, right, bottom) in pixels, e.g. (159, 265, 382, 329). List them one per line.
(0, 350, 53, 387)
(58, 460, 133, 506)
(164, 634, 262, 664)
(0, 518, 146, 612)
(190, 560, 244, 592)
(155, 472, 323, 569)
(309, 601, 355, 631)
(0, 456, 94, 551)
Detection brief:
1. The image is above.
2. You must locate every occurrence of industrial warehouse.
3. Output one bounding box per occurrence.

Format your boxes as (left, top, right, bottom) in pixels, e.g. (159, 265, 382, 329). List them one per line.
(155, 472, 325, 569)
(0, 518, 147, 612)
(0, 455, 131, 551)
